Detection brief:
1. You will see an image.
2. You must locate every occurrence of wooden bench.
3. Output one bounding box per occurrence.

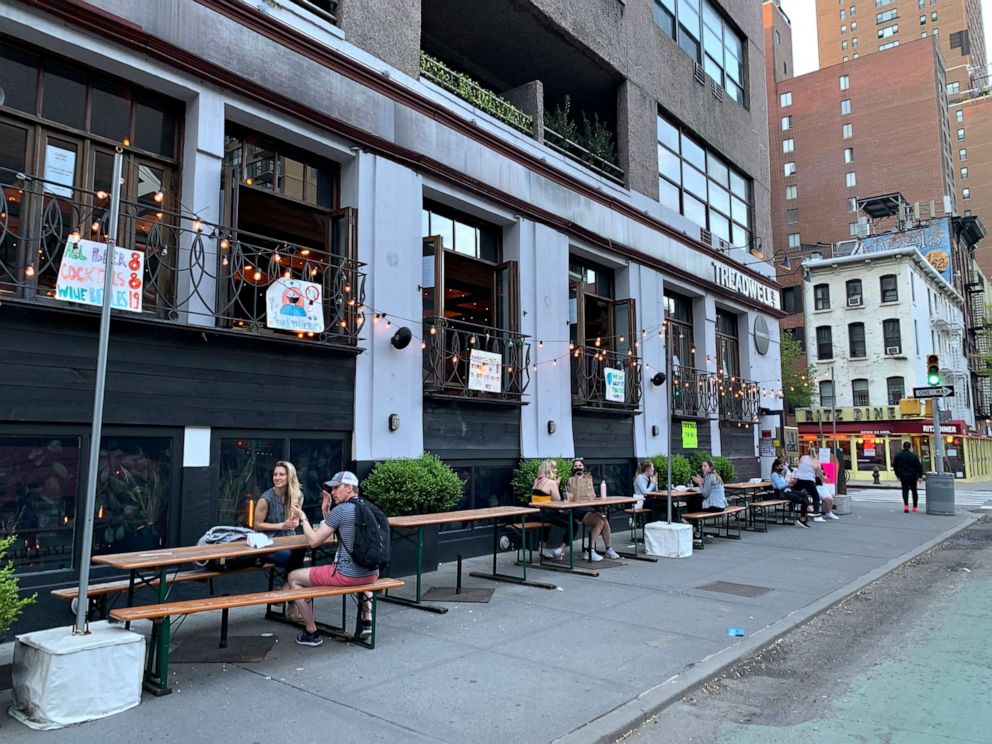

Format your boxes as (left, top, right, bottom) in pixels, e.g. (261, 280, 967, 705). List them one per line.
(747, 499, 793, 532)
(681, 506, 746, 549)
(111, 577, 403, 694)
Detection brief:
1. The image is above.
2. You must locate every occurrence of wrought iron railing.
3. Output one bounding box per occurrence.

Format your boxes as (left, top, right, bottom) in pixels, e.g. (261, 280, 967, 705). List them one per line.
(544, 125, 625, 185)
(423, 317, 531, 400)
(287, 0, 339, 24)
(0, 170, 365, 348)
(671, 366, 720, 418)
(718, 374, 761, 422)
(571, 346, 642, 411)
(420, 52, 535, 134)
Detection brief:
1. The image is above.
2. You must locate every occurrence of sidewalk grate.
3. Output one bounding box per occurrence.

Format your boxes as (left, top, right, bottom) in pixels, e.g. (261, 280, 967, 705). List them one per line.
(697, 581, 772, 598)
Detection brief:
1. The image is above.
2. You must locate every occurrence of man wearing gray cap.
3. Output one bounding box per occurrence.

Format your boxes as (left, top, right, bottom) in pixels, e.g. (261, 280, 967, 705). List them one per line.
(286, 471, 378, 646)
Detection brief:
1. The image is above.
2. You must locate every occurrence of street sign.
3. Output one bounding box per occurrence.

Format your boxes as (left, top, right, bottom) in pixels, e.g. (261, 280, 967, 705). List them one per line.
(913, 385, 954, 399)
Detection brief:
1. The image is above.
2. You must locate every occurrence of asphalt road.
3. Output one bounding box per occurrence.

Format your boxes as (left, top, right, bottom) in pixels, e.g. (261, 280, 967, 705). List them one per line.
(619, 512, 992, 744)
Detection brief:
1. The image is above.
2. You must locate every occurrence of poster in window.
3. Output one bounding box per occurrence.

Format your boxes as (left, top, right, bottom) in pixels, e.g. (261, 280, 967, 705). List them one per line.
(468, 349, 502, 392)
(604, 367, 626, 403)
(681, 421, 698, 449)
(56, 239, 144, 312)
(43, 144, 76, 198)
(265, 278, 324, 333)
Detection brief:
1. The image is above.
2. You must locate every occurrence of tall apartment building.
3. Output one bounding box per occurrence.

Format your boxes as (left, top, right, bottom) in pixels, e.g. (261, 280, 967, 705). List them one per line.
(1, 0, 783, 632)
(815, 0, 992, 275)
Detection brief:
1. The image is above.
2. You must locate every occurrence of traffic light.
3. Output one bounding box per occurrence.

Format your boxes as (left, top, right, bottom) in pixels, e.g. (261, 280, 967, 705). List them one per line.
(926, 354, 941, 386)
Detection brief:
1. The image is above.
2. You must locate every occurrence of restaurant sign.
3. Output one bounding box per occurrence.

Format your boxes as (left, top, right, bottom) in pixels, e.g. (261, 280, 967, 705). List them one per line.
(711, 263, 781, 310)
(797, 406, 906, 424)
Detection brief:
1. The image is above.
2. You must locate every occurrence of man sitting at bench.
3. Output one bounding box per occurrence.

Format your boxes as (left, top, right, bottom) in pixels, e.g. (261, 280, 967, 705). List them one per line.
(685, 460, 728, 539)
(289, 471, 377, 647)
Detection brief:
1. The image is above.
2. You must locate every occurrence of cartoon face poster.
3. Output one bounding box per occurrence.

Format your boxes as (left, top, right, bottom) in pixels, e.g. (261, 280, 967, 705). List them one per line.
(265, 278, 324, 333)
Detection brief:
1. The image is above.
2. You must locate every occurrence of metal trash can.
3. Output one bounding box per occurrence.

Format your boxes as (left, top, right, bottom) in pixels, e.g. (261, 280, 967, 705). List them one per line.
(925, 473, 956, 515)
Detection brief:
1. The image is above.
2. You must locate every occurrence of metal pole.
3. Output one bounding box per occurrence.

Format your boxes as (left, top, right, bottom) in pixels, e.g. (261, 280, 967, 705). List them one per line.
(74, 148, 125, 634)
(933, 397, 946, 474)
(666, 323, 673, 524)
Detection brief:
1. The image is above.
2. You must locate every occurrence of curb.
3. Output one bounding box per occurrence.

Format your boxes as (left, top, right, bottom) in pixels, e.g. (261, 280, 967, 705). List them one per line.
(554, 511, 980, 744)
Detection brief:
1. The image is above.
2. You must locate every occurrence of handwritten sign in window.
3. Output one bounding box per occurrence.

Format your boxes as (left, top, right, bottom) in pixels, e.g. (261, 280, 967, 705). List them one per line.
(56, 239, 144, 313)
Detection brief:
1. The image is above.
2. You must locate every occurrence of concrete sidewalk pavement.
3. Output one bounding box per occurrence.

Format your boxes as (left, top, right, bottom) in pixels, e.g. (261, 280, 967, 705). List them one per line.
(0, 499, 976, 744)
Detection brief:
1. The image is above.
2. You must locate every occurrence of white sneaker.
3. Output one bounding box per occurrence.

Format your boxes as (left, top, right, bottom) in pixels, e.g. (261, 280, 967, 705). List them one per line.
(604, 547, 621, 560)
(812, 516, 826, 523)
(583, 549, 604, 562)
(540, 548, 557, 559)
(827, 511, 840, 520)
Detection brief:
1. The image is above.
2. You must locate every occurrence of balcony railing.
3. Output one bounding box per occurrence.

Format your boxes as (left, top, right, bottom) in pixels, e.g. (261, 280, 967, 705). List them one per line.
(571, 346, 642, 411)
(423, 317, 531, 401)
(287, 0, 338, 24)
(671, 366, 720, 418)
(0, 171, 365, 348)
(718, 375, 761, 422)
(544, 125, 625, 185)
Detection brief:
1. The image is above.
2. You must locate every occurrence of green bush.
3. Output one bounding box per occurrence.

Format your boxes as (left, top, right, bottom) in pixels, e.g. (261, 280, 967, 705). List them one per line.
(688, 452, 738, 484)
(510, 457, 574, 504)
(0, 535, 36, 635)
(359, 454, 464, 517)
(649, 455, 694, 487)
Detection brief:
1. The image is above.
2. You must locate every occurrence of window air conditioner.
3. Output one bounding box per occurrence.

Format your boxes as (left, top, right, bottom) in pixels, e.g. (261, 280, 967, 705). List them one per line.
(886, 346, 902, 355)
(847, 295, 863, 307)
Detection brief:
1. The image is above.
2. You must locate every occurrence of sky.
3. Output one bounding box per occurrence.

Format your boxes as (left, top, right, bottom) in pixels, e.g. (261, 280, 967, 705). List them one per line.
(780, 0, 992, 76)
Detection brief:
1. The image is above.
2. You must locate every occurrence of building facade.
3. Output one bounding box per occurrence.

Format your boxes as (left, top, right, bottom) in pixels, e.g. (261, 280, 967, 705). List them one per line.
(0, 0, 783, 630)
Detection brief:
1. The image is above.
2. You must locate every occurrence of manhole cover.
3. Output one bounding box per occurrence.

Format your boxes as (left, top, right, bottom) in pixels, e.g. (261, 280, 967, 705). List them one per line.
(697, 581, 771, 597)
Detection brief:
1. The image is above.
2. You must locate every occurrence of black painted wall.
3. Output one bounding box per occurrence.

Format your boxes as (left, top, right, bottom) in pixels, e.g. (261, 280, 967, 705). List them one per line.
(571, 410, 634, 459)
(422, 398, 521, 460)
(671, 417, 712, 456)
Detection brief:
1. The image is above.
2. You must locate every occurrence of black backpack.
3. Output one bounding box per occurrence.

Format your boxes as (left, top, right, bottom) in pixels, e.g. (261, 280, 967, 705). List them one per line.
(338, 497, 391, 572)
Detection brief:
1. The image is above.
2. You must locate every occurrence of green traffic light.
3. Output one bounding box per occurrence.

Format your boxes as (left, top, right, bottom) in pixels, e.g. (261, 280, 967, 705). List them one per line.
(927, 372, 940, 386)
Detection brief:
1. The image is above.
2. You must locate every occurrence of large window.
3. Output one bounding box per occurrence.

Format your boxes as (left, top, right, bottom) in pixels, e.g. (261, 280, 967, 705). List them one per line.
(883, 318, 902, 354)
(782, 286, 803, 313)
(852, 378, 870, 405)
(814, 283, 831, 310)
(819, 380, 835, 408)
(849, 322, 866, 357)
(816, 325, 833, 360)
(657, 116, 753, 246)
(652, 0, 746, 103)
(665, 291, 695, 369)
(887, 376, 905, 405)
(846, 279, 862, 304)
(880, 274, 898, 302)
(715, 309, 740, 378)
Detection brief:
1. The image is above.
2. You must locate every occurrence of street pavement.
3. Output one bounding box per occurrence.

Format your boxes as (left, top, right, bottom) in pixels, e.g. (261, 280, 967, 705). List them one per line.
(0, 496, 978, 744)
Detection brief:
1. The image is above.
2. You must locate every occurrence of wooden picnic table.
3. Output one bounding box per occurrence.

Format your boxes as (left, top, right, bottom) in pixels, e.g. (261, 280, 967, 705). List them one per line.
(383, 505, 552, 614)
(528, 496, 637, 576)
(723, 482, 773, 528)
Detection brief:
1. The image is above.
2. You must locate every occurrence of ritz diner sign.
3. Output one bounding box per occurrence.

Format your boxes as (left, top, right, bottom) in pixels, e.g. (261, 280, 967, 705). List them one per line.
(712, 263, 781, 310)
(798, 406, 905, 424)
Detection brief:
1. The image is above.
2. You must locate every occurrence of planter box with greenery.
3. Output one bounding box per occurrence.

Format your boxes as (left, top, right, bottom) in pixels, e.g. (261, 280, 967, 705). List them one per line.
(1, 534, 36, 641)
(360, 454, 464, 577)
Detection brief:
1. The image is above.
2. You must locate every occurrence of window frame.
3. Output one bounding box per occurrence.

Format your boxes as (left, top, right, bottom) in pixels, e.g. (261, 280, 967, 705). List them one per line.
(814, 283, 831, 310)
(880, 274, 898, 302)
(816, 325, 834, 361)
(848, 322, 866, 358)
(852, 378, 870, 406)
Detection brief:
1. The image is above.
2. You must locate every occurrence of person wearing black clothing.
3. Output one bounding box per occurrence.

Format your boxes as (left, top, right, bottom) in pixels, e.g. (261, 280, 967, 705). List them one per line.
(892, 442, 925, 513)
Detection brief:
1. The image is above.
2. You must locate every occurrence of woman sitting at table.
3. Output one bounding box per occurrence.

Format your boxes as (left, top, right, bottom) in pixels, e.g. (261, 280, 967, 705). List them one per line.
(567, 459, 620, 562)
(531, 459, 568, 561)
(633, 459, 664, 519)
(684, 460, 728, 538)
(254, 461, 306, 575)
(770, 457, 812, 528)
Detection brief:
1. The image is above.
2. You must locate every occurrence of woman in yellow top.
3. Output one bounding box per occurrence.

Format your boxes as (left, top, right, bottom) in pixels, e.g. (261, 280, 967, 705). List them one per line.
(531, 459, 568, 560)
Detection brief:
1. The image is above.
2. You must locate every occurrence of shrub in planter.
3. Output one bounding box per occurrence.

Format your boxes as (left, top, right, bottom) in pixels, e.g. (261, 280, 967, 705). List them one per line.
(688, 452, 738, 483)
(510, 457, 574, 504)
(1, 535, 36, 635)
(648, 454, 694, 487)
(360, 454, 464, 517)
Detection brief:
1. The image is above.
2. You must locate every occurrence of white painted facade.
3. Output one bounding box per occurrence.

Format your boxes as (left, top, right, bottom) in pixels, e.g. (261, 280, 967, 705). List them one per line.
(804, 248, 972, 427)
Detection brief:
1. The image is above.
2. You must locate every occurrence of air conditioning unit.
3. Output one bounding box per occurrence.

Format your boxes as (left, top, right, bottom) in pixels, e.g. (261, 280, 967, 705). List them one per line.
(886, 346, 902, 355)
(712, 80, 725, 102)
(847, 295, 863, 307)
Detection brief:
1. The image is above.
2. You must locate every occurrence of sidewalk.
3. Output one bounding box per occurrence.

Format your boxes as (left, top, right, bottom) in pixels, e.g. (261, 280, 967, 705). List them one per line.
(0, 499, 977, 744)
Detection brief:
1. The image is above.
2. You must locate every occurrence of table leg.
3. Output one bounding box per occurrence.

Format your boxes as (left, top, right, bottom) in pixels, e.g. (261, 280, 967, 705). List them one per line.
(470, 515, 556, 590)
(614, 505, 657, 562)
(143, 565, 172, 696)
(380, 526, 448, 614)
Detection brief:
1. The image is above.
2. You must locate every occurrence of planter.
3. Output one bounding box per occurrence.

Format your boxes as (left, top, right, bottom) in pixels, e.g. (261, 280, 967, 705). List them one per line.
(385, 524, 439, 578)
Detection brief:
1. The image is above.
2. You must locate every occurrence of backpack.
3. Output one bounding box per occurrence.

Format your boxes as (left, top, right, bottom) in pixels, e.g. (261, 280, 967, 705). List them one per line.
(194, 525, 264, 572)
(337, 497, 391, 572)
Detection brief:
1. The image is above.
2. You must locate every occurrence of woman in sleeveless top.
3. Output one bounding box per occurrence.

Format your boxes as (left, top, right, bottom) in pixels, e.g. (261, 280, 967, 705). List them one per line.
(532, 460, 568, 560)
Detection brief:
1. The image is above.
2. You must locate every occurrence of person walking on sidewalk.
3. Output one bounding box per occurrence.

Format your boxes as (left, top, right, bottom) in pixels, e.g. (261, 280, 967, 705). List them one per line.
(893, 442, 924, 513)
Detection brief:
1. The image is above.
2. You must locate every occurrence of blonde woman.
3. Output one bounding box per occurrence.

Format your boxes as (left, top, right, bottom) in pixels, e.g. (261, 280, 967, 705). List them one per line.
(532, 459, 567, 560)
(254, 461, 305, 572)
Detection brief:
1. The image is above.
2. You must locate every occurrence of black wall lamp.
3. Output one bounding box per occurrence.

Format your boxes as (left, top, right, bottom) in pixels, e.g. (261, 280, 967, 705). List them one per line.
(651, 372, 667, 386)
(547, 420, 556, 435)
(391, 326, 412, 349)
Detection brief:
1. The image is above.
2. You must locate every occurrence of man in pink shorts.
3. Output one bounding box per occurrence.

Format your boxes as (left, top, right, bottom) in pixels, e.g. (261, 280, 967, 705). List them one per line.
(287, 471, 379, 646)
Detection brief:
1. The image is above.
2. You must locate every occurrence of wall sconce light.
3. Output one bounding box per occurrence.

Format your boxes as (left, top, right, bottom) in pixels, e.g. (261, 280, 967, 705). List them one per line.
(388, 413, 400, 432)
(652, 425, 660, 437)
(547, 420, 556, 435)
(651, 372, 667, 387)
(391, 327, 413, 349)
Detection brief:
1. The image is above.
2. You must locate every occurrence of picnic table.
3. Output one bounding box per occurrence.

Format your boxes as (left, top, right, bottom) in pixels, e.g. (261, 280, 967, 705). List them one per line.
(382, 505, 555, 614)
(723, 481, 773, 528)
(527, 496, 637, 576)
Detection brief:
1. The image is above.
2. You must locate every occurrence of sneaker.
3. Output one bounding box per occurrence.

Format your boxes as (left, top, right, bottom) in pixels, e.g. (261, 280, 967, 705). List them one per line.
(794, 519, 809, 528)
(540, 548, 557, 559)
(812, 516, 826, 523)
(604, 547, 621, 560)
(826, 512, 840, 520)
(913, 507, 919, 513)
(295, 630, 323, 647)
(583, 549, 604, 562)
(358, 620, 373, 640)
(904, 506, 910, 513)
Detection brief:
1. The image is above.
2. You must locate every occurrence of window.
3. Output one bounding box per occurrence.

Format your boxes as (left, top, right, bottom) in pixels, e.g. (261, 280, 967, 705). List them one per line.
(782, 286, 803, 313)
(839, 75, 850, 90)
(880, 274, 898, 302)
(849, 197, 858, 212)
(786, 208, 799, 224)
(775, 29, 782, 45)
(841, 99, 852, 115)
(784, 161, 796, 176)
(840, 9, 846, 20)
(961, 167, 969, 180)
(877, 9, 898, 22)
(880, 40, 899, 49)
(783, 138, 795, 153)
(887, 377, 905, 405)
(843, 123, 853, 138)
(849, 322, 866, 357)
(843, 55, 849, 61)
(850, 6, 856, 16)
(652, 0, 747, 103)
(965, 209, 972, 216)
(786, 185, 798, 200)
(784, 326, 806, 352)
(852, 21, 858, 30)
(780, 91, 792, 107)
(955, 109, 964, 123)
(841, 24, 848, 34)
(920, 14, 927, 24)
(819, 380, 836, 408)
(842, 39, 849, 50)
(957, 128, 965, 140)
(846, 279, 862, 303)
(963, 188, 971, 200)
(948, 82, 960, 94)
(844, 147, 855, 163)
(814, 283, 831, 310)
(931, 11, 937, 20)
(849, 222, 859, 235)
(781, 115, 793, 131)
(657, 115, 753, 245)
(853, 52, 859, 58)
(883, 318, 902, 354)
(960, 148, 967, 161)
(816, 326, 834, 360)
(846, 171, 857, 187)
(788, 233, 800, 248)
(852, 379, 870, 405)
(715, 309, 740, 380)
(664, 290, 695, 371)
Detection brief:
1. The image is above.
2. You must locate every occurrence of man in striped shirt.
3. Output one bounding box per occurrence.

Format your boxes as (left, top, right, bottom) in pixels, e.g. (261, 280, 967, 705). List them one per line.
(288, 471, 379, 647)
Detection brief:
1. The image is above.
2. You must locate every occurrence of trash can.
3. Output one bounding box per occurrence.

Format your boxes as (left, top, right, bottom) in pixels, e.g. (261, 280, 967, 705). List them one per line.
(925, 473, 955, 515)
